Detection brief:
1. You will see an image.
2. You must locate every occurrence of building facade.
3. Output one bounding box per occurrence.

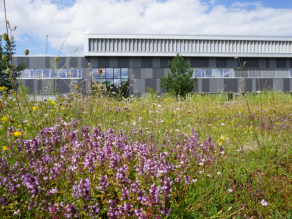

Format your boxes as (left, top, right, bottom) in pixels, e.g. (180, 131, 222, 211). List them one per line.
(14, 34, 292, 96)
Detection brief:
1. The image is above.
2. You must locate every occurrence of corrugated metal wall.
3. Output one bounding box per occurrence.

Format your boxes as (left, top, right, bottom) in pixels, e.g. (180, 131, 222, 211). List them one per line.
(89, 38, 292, 55)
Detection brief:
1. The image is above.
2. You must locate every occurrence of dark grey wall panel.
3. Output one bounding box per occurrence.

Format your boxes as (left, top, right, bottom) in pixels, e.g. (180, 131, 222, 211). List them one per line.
(227, 58, 238, 68)
(209, 58, 216, 68)
(269, 59, 276, 68)
(25, 79, 34, 94)
(145, 79, 157, 91)
(13, 57, 18, 66)
(224, 79, 238, 92)
(17, 57, 27, 68)
(266, 58, 270, 68)
(45, 57, 51, 68)
(273, 79, 283, 91)
(129, 83, 134, 95)
(256, 79, 273, 91)
(90, 57, 98, 68)
(153, 68, 164, 79)
(191, 57, 209, 68)
(141, 57, 153, 68)
(38, 80, 42, 94)
(241, 58, 259, 68)
(276, 58, 287, 68)
(202, 79, 209, 92)
(117, 57, 129, 68)
(56, 80, 70, 93)
(153, 58, 160, 68)
(133, 68, 141, 79)
(69, 57, 78, 68)
(216, 58, 227, 68)
(37, 57, 46, 68)
(290, 59, 292, 68)
(243, 79, 252, 92)
(129, 58, 141, 68)
(81, 57, 89, 68)
(79, 79, 87, 94)
(98, 57, 109, 67)
(194, 80, 199, 92)
(259, 59, 266, 68)
(283, 79, 290, 92)
(109, 57, 118, 68)
(30, 57, 38, 68)
(58, 57, 66, 68)
(160, 57, 172, 68)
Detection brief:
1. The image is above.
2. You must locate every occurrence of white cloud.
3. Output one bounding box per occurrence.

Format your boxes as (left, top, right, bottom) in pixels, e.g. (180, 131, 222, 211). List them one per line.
(1, 0, 292, 55)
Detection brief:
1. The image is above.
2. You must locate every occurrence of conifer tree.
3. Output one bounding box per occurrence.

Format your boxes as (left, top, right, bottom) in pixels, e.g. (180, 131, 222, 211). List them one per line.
(0, 36, 25, 90)
(160, 53, 197, 97)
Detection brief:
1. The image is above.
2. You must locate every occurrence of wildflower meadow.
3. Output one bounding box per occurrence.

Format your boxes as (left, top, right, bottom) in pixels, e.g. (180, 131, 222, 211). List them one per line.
(0, 88, 292, 218)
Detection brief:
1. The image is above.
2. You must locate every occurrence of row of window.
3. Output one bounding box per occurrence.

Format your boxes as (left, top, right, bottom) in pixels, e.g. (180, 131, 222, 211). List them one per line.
(192, 69, 292, 78)
(19, 69, 82, 79)
(17, 68, 292, 79)
(91, 68, 129, 80)
(192, 69, 234, 78)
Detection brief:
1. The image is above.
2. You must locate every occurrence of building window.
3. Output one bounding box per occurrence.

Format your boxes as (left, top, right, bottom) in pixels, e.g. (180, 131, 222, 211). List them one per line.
(18, 69, 82, 79)
(290, 69, 292, 78)
(91, 68, 129, 89)
(192, 69, 234, 78)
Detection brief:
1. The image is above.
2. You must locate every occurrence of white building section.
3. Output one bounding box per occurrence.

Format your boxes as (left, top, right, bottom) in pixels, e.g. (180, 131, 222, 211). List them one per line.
(84, 34, 292, 57)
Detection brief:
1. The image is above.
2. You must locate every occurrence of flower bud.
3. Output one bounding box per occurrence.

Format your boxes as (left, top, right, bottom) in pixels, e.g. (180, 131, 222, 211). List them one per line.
(6, 69, 11, 75)
(2, 55, 7, 62)
(98, 68, 103, 75)
(2, 33, 8, 41)
(55, 57, 59, 62)
(75, 85, 79, 90)
(24, 49, 29, 56)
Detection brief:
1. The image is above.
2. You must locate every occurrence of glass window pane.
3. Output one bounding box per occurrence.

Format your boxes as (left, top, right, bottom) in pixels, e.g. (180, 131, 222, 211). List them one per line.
(58, 69, 66, 78)
(22, 69, 30, 78)
(121, 78, 129, 86)
(224, 69, 231, 78)
(290, 70, 292, 78)
(121, 68, 128, 78)
(230, 69, 234, 78)
(220, 69, 224, 78)
(114, 68, 120, 78)
(71, 69, 82, 78)
(205, 69, 212, 78)
(35, 69, 43, 79)
(114, 79, 121, 87)
(106, 79, 114, 89)
(51, 70, 58, 78)
(194, 69, 202, 78)
(43, 69, 52, 78)
(212, 69, 219, 78)
(72, 69, 78, 78)
(106, 68, 113, 79)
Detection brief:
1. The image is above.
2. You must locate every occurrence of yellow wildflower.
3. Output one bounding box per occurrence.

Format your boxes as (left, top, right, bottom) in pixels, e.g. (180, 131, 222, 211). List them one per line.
(1, 116, 7, 123)
(12, 131, 22, 137)
(32, 106, 39, 111)
(2, 146, 7, 151)
(220, 135, 226, 140)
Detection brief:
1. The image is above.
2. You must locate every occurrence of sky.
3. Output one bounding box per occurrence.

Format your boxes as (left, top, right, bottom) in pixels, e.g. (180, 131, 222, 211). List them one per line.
(0, 0, 292, 56)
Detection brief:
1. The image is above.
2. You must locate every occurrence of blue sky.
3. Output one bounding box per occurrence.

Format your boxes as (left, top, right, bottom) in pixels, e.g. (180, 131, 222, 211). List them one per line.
(212, 0, 292, 9)
(1, 0, 292, 56)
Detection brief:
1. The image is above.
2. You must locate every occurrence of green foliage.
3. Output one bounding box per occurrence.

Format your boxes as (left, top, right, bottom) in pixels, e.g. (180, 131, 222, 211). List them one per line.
(160, 53, 196, 97)
(0, 36, 25, 90)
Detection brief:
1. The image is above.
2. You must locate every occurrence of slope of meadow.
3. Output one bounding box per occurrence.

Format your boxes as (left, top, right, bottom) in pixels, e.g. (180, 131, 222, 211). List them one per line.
(0, 91, 291, 218)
